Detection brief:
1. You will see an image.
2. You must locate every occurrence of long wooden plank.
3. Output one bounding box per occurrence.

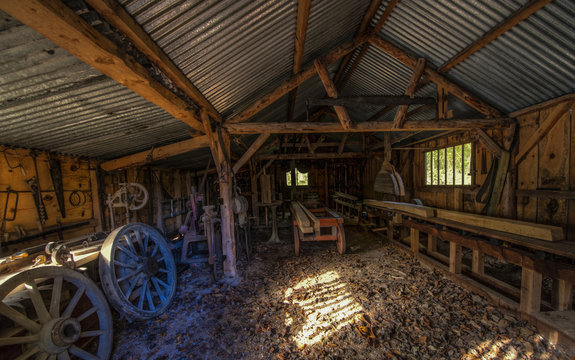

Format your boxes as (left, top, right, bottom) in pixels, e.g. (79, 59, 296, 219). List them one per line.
(84, 0, 221, 121)
(290, 202, 313, 234)
(225, 118, 513, 134)
(368, 34, 503, 118)
(434, 208, 564, 241)
(226, 34, 369, 124)
(314, 59, 352, 129)
(363, 200, 435, 218)
(0, 0, 204, 132)
(232, 133, 270, 174)
(100, 135, 209, 171)
(515, 101, 572, 165)
(296, 201, 321, 233)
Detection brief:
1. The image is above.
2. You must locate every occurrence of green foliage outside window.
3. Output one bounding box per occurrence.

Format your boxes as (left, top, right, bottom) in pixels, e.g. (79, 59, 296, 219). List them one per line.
(425, 143, 472, 186)
(286, 168, 309, 187)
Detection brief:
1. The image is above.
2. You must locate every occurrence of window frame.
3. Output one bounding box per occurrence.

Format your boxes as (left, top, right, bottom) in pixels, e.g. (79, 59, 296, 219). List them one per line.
(286, 168, 309, 187)
(424, 142, 474, 188)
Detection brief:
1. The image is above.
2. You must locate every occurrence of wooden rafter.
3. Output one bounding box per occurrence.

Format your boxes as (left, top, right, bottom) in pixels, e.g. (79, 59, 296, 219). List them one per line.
(335, 0, 399, 90)
(314, 58, 352, 129)
(225, 118, 513, 134)
(368, 34, 503, 118)
(307, 95, 435, 107)
(288, 0, 312, 122)
(201, 109, 221, 174)
(232, 133, 270, 174)
(0, 0, 204, 132)
(84, 0, 222, 121)
(226, 34, 369, 124)
(100, 135, 209, 171)
(258, 152, 380, 161)
(337, 133, 349, 155)
(393, 57, 426, 128)
(438, 0, 553, 73)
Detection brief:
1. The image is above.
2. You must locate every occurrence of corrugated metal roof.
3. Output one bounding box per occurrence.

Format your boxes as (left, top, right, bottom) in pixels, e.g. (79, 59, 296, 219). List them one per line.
(120, 0, 297, 117)
(0, 10, 191, 159)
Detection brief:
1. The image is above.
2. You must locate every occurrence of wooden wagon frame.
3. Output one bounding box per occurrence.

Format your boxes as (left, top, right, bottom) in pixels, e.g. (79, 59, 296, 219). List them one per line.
(290, 201, 345, 256)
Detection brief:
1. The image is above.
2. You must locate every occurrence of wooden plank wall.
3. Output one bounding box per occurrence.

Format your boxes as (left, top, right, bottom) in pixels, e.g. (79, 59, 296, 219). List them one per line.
(0, 146, 96, 253)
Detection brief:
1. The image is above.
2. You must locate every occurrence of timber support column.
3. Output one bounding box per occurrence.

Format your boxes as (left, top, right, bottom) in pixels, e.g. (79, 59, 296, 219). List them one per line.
(89, 161, 104, 232)
(520, 267, 542, 314)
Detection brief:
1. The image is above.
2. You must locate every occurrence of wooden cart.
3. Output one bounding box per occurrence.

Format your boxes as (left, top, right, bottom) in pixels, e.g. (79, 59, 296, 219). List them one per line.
(290, 201, 345, 256)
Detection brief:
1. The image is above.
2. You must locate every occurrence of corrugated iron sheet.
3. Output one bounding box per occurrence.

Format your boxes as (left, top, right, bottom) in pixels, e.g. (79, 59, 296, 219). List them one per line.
(0, 11, 191, 159)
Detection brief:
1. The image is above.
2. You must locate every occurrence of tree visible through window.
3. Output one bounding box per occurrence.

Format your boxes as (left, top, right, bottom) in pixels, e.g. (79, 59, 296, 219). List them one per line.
(425, 143, 472, 186)
(286, 168, 309, 186)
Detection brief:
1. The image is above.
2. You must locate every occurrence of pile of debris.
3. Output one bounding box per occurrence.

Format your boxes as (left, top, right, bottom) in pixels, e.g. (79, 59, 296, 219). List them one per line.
(112, 227, 573, 359)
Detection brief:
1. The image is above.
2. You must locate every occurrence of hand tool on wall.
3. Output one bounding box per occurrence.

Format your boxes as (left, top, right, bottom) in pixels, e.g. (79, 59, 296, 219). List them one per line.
(27, 152, 47, 226)
(48, 153, 66, 218)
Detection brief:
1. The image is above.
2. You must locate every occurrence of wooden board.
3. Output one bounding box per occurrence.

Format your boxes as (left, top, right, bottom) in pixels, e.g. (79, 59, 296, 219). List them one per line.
(434, 208, 563, 242)
(363, 200, 435, 218)
(296, 201, 320, 233)
(290, 202, 313, 234)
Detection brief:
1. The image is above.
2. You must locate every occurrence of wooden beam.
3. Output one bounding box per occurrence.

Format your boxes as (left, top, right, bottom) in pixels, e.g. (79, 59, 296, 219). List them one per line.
(335, 0, 399, 89)
(84, 0, 221, 121)
(314, 58, 352, 129)
(100, 136, 209, 171)
(509, 93, 575, 118)
(303, 135, 315, 154)
(363, 200, 435, 218)
(368, 34, 503, 118)
(393, 58, 427, 128)
(449, 241, 462, 274)
(515, 101, 572, 165)
(287, 0, 311, 122)
(520, 267, 542, 314)
(410, 228, 420, 255)
(201, 109, 221, 175)
(225, 118, 513, 134)
(337, 133, 349, 155)
(232, 133, 270, 174)
(367, 105, 395, 122)
(89, 163, 104, 232)
(290, 202, 313, 234)
(516, 189, 575, 200)
(307, 95, 435, 107)
(438, 0, 553, 73)
(0, 0, 204, 132)
(474, 129, 504, 158)
(226, 34, 369, 124)
(258, 152, 375, 161)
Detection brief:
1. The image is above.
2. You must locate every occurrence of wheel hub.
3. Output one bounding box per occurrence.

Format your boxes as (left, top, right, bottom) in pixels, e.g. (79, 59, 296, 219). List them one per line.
(143, 257, 159, 276)
(39, 317, 82, 353)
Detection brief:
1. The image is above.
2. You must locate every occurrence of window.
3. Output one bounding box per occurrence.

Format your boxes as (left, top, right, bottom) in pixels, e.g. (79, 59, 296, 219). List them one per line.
(425, 143, 472, 186)
(286, 168, 309, 186)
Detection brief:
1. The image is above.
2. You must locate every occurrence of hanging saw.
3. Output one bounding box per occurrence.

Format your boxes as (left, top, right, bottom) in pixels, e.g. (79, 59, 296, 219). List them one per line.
(26, 152, 47, 226)
(48, 153, 66, 218)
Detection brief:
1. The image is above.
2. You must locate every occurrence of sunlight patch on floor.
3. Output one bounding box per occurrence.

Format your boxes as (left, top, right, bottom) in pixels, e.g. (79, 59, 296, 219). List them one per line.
(284, 271, 363, 348)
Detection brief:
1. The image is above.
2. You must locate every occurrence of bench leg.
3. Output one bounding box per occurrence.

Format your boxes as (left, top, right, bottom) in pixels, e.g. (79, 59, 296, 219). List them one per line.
(520, 268, 542, 314)
(449, 242, 462, 274)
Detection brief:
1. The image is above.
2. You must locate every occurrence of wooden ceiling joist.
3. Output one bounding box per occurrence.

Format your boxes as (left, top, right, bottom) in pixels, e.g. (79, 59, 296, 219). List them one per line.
(437, 0, 553, 73)
(314, 58, 352, 129)
(287, 0, 312, 122)
(84, 0, 222, 121)
(257, 152, 377, 161)
(226, 34, 369, 124)
(368, 34, 503, 118)
(307, 95, 435, 107)
(0, 0, 205, 132)
(225, 118, 513, 134)
(100, 135, 209, 171)
(393, 57, 426, 128)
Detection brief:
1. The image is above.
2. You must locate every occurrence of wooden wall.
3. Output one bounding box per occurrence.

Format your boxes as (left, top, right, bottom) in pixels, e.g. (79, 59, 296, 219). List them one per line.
(361, 99, 574, 242)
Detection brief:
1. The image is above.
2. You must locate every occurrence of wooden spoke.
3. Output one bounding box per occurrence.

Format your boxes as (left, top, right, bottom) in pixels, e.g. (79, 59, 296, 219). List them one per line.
(117, 270, 140, 283)
(56, 351, 70, 360)
(116, 244, 138, 260)
(125, 274, 142, 299)
(145, 282, 155, 312)
(80, 330, 105, 338)
(0, 302, 42, 333)
(25, 281, 50, 323)
(114, 261, 137, 269)
(152, 276, 169, 290)
(151, 277, 166, 302)
(137, 278, 148, 310)
(0, 334, 40, 346)
(50, 276, 63, 318)
(69, 345, 99, 360)
(13, 345, 40, 360)
(62, 286, 86, 318)
(77, 306, 98, 322)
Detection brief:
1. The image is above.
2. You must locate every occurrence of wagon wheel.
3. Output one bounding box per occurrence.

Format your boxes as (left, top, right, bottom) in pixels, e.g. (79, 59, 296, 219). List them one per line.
(99, 223, 176, 320)
(293, 226, 300, 256)
(337, 223, 346, 255)
(0, 266, 113, 360)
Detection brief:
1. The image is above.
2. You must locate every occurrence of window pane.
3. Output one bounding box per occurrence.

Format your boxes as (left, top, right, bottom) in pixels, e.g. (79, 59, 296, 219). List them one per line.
(425, 152, 432, 185)
(286, 171, 292, 186)
(296, 169, 309, 186)
(432, 150, 439, 185)
(454, 145, 463, 185)
(446, 146, 454, 185)
(463, 143, 472, 185)
(438, 148, 445, 185)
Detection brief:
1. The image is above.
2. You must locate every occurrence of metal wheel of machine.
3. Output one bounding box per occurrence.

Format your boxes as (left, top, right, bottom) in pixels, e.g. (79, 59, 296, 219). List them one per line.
(0, 266, 113, 360)
(337, 223, 346, 255)
(99, 223, 176, 320)
(293, 226, 300, 256)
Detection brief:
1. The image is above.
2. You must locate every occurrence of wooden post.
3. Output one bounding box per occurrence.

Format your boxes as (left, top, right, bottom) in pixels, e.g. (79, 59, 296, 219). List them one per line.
(426, 233, 436, 254)
(410, 228, 420, 255)
(520, 267, 542, 314)
(250, 160, 260, 226)
(387, 219, 394, 242)
(173, 170, 183, 229)
(449, 241, 462, 274)
(215, 129, 237, 278)
(153, 170, 164, 232)
(89, 162, 104, 232)
(472, 249, 485, 275)
(551, 279, 573, 311)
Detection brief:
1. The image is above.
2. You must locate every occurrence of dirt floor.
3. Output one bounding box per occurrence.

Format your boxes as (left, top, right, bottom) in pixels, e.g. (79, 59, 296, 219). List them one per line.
(112, 226, 574, 359)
